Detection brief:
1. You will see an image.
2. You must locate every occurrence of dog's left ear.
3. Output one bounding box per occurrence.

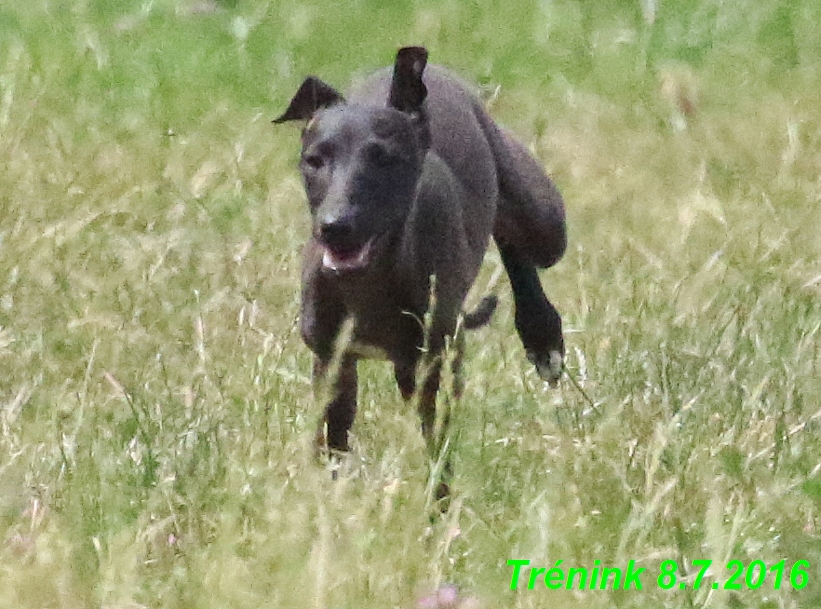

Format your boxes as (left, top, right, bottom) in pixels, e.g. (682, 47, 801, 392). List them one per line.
(389, 46, 430, 149)
(388, 46, 428, 114)
(273, 76, 345, 124)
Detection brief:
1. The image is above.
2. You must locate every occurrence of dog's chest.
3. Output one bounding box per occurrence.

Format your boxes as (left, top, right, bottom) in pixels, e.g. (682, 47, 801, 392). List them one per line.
(338, 281, 424, 360)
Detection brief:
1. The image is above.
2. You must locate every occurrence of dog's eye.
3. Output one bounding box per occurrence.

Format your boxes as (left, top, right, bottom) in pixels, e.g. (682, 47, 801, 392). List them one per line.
(302, 154, 325, 171)
(365, 143, 399, 168)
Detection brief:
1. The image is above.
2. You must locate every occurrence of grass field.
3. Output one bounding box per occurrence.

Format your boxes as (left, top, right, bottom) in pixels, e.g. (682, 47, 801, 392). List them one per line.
(1, 1, 820, 607)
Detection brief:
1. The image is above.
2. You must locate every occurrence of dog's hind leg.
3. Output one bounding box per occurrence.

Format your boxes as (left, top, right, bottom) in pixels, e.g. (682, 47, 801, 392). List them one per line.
(478, 111, 567, 383)
(314, 355, 358, 453)
(497, 242, 564, 384)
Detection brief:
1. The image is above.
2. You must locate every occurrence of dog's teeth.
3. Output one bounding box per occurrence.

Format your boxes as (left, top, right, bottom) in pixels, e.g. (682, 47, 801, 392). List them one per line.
(322, 239, 373, 272)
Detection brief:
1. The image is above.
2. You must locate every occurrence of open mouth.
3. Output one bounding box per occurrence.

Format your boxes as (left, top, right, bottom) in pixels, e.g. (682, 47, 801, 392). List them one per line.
(321, 237, 375, 273)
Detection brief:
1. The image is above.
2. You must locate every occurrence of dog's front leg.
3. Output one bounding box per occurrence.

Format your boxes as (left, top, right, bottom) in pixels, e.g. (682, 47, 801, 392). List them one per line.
(395, 356, 452, 502)
(314, 354, 358, 453)
(393, 352, 445, 448)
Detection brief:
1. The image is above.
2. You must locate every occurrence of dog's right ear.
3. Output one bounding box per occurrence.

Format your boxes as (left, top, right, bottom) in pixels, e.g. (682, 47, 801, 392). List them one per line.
(273, 76, 345, 124)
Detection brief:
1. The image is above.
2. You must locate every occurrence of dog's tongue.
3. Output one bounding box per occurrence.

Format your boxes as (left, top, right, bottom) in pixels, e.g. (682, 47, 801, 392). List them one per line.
(322, 239, 372, 272)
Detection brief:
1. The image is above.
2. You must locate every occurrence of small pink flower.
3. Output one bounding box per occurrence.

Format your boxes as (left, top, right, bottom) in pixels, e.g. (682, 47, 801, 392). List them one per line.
(417, 584, 465, 608)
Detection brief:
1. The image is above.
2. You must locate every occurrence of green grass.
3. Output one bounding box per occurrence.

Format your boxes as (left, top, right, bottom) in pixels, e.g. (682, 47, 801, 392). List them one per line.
(1, 1, 820, 607)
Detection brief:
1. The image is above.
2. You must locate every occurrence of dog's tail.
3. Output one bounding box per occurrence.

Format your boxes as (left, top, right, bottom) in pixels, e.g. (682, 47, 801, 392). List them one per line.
(463, 295, 498, 330)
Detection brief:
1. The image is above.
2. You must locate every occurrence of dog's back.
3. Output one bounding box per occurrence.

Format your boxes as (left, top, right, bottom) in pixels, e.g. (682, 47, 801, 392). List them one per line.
(350, 65, 566, 271)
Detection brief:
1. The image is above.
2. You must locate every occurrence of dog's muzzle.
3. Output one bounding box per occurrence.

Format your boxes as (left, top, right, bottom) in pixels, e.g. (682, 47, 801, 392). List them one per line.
(321, 237, 375, 273)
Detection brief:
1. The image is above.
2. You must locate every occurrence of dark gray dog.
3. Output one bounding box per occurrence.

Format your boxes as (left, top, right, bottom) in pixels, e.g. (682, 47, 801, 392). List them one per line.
(275, 47, 566, 491)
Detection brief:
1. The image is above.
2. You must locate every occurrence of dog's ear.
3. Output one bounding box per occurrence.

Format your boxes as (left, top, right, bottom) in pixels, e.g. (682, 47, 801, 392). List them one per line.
(388, 46, 428, 114)
(273, 76, 345, 124)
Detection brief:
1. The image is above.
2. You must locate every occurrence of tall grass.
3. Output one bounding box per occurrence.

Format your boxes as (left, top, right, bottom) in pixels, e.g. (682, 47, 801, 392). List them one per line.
(1, 1, 819, 607)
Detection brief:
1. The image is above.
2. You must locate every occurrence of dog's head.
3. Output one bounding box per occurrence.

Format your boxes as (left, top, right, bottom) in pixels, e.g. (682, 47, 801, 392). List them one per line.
(275, 47, 430, 275)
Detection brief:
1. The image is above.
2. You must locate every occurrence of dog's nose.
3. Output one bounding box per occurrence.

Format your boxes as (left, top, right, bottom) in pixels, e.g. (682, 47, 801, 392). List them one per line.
(319, 215, 354, 246)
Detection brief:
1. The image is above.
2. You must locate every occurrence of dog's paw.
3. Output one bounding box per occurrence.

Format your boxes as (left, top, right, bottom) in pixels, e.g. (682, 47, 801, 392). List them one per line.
(433, 480, 451, 514)
(527, 349, 563, 387)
